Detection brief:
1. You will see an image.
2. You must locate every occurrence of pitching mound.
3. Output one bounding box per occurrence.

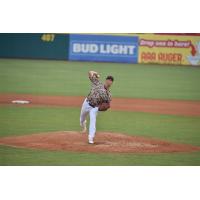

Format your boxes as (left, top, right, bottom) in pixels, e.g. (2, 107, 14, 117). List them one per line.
(0, 131, 200, 154)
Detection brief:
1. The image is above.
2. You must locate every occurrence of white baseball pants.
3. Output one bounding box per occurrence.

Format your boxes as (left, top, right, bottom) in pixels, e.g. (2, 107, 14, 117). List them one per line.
(80, 98, 99, 139)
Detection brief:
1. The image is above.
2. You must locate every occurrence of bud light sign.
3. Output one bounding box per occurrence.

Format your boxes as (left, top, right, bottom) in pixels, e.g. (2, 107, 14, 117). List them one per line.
(69, 34, 139, 63)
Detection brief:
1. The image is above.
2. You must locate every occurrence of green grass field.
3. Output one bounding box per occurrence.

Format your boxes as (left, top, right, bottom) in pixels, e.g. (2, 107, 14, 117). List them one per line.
(1, 58, 200, 100)
(0, 58, 200, 165)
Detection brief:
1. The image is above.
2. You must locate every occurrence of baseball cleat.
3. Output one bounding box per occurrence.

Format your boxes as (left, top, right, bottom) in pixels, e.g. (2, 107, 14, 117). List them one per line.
(88, 137, 94, 144)
(88, 140, 94, 144)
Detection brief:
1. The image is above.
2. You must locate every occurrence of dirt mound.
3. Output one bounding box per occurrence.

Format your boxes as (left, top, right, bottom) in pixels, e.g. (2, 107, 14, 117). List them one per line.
(0, 131, 199, 153)
(1, 94, 200, 116)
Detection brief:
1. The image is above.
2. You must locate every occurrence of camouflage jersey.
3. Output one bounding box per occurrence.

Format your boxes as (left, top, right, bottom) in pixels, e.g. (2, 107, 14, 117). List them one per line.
(87, 76, 112, 106)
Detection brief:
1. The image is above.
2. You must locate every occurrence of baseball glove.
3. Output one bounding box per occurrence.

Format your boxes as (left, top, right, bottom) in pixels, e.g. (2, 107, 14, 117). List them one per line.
(98, 102, 110, 111)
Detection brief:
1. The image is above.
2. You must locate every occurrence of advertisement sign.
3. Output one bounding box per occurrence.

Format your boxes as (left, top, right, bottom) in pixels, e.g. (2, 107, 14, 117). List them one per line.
(69, 34, 139, 63)
(137, 34, 200, 66)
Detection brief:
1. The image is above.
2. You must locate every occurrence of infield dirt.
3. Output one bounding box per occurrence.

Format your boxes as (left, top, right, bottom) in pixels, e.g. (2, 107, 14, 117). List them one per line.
(0, 131, 200, 154)
(1, 94, 200, 116)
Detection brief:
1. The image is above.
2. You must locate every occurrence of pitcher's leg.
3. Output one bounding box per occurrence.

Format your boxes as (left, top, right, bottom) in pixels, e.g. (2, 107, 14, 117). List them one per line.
(89, 107, 98, 142)
(80, 99, 89, 132)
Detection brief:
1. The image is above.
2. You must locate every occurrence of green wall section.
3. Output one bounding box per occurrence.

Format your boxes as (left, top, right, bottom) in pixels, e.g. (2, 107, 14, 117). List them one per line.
(0, 33, 69, 60)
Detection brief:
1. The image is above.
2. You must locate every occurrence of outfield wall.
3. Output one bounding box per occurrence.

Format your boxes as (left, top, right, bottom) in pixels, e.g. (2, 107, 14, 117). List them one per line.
(68, 34, 200, 66)
(68, 34, 139, 63)
(0, 33, 199, 66)
(136, 34, 200, 66)
(0, 33, 69, 60)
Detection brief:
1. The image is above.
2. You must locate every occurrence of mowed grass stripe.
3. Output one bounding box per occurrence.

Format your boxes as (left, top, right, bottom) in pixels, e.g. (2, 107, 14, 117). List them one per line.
(0, 106, 200, 146)
(0, 59, 200, 100)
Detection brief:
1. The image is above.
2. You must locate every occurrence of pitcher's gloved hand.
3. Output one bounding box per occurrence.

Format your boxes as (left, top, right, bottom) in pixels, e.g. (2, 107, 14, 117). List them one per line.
(98, 102, 110, 111)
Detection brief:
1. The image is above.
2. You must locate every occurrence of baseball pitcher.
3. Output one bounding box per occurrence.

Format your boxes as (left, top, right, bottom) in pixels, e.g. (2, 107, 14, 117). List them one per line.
(80, 71, 114, 144)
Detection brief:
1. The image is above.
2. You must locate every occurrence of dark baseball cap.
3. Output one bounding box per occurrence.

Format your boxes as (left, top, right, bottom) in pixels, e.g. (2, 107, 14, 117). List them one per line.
(106, 75, 114, 82)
